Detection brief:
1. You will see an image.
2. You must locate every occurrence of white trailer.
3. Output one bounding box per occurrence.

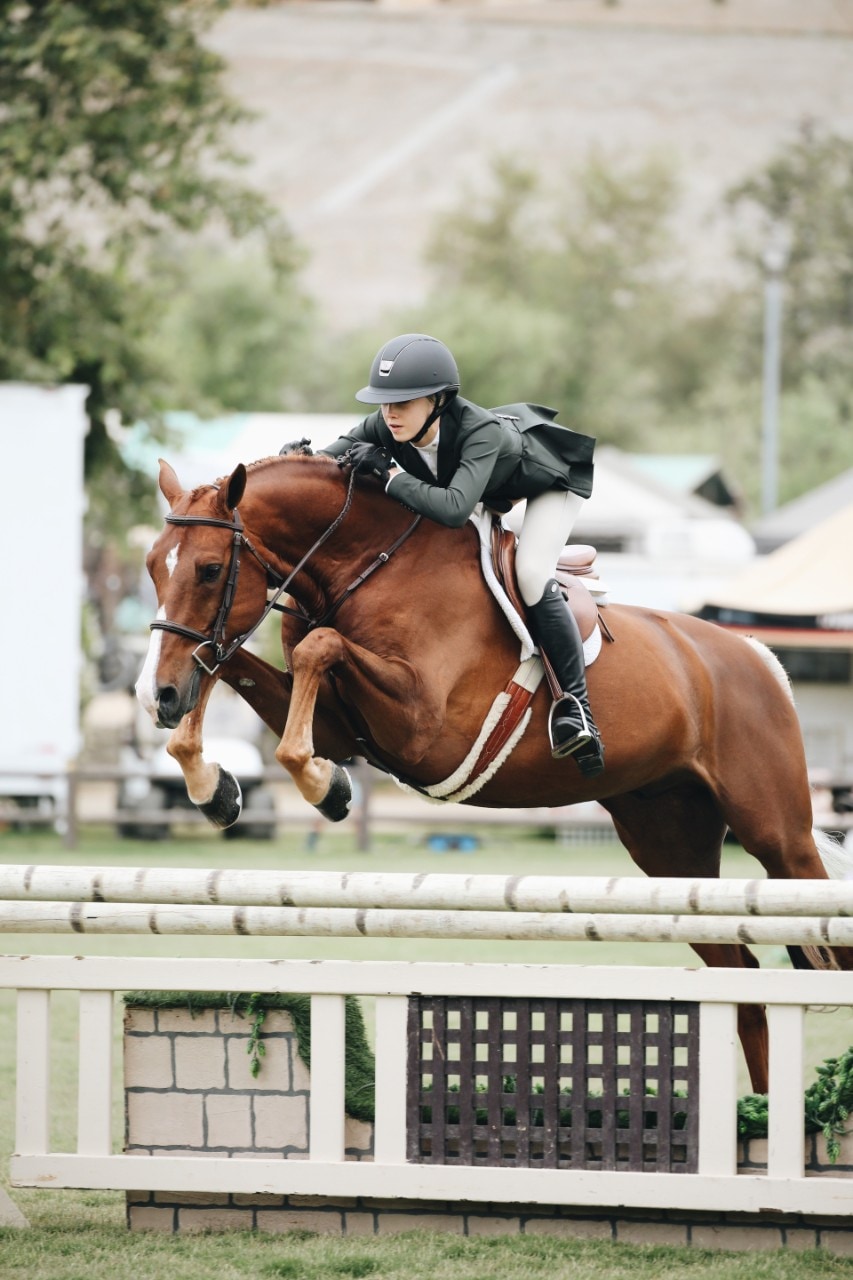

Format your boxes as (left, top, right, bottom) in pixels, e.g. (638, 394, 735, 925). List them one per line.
(0, 383, 88, 821)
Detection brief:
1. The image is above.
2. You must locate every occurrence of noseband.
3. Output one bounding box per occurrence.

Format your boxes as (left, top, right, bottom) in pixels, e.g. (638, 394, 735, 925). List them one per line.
(150, 469, 420, 676)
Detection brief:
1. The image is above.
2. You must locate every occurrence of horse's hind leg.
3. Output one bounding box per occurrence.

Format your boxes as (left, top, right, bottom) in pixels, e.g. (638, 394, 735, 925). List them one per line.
(709, 638, 831, 880)
(708, 656, 853, 975)
(603, 782, 771, 1093)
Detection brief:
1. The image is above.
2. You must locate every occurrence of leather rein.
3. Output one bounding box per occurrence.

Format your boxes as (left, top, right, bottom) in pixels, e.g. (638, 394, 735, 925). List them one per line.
(150, 468, 421, 676)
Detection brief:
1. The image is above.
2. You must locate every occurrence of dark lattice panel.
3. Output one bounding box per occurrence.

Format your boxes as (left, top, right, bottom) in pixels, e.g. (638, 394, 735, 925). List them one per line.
(406, 996, 699, 1172)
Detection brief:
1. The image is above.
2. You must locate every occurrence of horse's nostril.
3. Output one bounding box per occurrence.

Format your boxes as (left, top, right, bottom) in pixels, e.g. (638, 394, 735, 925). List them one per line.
(157, 685, 179, 713)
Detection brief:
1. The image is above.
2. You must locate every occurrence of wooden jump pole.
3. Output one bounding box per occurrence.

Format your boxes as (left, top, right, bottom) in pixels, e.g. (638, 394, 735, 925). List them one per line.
(1, 865, 853, 917)
(0, 899, 851, 945)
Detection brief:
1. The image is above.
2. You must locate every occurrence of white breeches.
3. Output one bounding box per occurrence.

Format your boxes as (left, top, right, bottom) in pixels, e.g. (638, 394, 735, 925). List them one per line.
(515, 490, 586, 607)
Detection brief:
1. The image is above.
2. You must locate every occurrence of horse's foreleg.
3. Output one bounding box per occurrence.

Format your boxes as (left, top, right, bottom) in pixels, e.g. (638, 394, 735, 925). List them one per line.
(274, 629, 355, 821)
(165, 674, 243, 830)
(275, 627, 435, 821)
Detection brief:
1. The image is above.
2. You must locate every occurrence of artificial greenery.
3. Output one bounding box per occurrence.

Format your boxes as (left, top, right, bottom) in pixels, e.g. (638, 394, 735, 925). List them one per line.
(804, 1047, 853, 1163)
(123, 990, 375, 1122)
(736, 1094, 770, 1142)
(738, 1045, 853, 1162)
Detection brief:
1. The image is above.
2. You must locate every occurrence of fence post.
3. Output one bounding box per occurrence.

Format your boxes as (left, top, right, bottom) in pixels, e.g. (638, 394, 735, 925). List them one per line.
(768, 1004, 805, 1177)
(77, 991, 115, 1156)
(16, 990, 51, 1157)
(697, 1002, 738, 1176)
(309, 994, 346, 1162)
(374, 995, 408, 1163)
(63, 767, 79, 851)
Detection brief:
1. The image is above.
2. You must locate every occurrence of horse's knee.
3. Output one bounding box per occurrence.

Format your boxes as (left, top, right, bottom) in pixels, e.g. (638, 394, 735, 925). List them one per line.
(291, 627, 346, 675)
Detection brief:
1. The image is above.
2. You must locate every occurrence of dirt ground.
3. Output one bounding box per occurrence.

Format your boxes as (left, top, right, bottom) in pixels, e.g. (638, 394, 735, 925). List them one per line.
(206, 0, 853, 328)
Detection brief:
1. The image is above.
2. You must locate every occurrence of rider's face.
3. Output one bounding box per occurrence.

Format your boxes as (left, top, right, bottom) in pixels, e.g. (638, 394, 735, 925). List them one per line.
(381, 396, 439, 445)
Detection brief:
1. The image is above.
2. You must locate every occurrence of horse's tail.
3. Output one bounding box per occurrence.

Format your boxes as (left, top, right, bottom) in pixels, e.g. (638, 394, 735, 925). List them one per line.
(742, 634, 795, 704)
(812, 825, 853, 880)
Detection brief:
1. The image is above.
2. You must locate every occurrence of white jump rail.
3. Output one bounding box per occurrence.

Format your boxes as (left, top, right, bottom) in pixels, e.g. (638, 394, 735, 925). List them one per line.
(3, 865, 853, 914)
(1, 900, 852, 945)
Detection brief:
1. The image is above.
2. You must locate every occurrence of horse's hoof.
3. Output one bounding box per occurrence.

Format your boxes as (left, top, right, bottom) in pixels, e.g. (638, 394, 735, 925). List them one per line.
(197, 766, 243, 829)
(313, 764, 353, 823)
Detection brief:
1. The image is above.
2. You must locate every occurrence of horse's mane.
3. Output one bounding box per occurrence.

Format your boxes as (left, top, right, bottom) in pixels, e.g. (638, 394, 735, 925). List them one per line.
(205, 452, 339, 495)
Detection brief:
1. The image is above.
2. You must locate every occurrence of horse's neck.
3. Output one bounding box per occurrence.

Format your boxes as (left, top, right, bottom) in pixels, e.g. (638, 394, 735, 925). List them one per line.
(244, 466, 408, 594)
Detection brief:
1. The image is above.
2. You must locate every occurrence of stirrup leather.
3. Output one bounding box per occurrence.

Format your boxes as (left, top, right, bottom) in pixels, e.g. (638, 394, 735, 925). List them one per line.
(547, 693, 594, 760)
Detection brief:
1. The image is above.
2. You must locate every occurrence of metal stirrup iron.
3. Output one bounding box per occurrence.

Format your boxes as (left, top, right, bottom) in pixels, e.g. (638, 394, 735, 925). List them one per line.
(548, 693, 593, 759)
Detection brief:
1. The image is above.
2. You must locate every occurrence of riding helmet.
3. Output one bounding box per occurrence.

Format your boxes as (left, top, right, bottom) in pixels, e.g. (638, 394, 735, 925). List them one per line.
(355, 334, 460, 404)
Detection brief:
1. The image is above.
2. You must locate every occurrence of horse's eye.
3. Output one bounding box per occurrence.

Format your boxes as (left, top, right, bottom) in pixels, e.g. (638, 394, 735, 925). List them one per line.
(200, 563, 223, 584)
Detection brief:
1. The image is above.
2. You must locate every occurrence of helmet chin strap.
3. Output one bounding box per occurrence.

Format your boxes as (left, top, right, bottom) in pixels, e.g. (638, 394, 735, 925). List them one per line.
(410, 389, 457, 445)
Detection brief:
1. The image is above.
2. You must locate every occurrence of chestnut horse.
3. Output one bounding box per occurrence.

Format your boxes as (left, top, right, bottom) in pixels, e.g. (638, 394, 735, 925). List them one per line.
(137, 453, 853, 1092)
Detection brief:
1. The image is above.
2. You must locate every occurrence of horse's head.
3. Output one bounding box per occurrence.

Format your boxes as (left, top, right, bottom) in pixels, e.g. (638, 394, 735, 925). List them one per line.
(136, 459, 271, 728)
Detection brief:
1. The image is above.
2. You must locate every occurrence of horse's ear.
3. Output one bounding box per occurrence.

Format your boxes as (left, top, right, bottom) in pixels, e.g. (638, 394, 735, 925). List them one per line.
(224, 464, 247, 511)
(158, 459, 183, 509)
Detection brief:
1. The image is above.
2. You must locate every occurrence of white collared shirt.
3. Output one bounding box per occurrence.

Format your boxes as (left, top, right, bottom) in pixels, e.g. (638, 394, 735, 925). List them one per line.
(385, 427, 441, 491)
(413, 427, 440, 476)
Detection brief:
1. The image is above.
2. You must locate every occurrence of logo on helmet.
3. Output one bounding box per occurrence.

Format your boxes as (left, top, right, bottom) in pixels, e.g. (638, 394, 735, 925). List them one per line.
(379, 360, 394, 377)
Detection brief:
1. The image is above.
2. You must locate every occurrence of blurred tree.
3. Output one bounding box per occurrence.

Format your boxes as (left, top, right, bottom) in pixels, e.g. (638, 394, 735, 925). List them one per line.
(146, 243, 315, 417)
(728, 125, 853, 387)
(726, 125, 853, 504)
(326, 139, 851, 512)
(332, 152, 743, 451)
(0, 0, 305, 634)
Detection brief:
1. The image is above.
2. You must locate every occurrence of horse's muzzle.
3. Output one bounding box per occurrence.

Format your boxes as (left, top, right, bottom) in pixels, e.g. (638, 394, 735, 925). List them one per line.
(155, 669, 201, 728)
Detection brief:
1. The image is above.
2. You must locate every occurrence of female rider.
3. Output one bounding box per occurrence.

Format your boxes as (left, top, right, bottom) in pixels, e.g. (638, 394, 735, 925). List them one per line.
(311, 333, 604, 777)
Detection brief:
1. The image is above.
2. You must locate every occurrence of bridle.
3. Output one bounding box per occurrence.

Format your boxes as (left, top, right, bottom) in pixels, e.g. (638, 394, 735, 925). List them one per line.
(150, 469, 421, 676)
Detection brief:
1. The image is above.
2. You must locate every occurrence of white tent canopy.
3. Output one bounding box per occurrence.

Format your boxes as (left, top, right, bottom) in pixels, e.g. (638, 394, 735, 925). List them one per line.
(698, 502, 853, 620)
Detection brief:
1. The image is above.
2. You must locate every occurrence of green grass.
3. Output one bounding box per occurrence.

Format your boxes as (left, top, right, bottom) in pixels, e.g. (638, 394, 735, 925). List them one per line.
(4, 1215, 853, 1280)
(2, 823, 853, 1276)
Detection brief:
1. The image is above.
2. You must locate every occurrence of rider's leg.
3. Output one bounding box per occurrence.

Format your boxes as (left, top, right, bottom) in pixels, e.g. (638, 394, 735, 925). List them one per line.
(516, 491, 605, 774)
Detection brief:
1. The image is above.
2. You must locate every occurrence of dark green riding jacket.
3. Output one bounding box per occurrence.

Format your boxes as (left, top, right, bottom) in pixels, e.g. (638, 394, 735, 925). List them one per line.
(321, 398, 596, 528)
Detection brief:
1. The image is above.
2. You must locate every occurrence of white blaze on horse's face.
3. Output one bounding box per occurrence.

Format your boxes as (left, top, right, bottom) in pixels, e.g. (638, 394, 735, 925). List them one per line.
(166, 544, 179, 577)
(135, 606, 167, 721)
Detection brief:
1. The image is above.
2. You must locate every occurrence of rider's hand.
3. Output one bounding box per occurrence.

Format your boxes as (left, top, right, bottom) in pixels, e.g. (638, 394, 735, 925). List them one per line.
(279, 438, 313, 456)
(338, 441, 393, 484)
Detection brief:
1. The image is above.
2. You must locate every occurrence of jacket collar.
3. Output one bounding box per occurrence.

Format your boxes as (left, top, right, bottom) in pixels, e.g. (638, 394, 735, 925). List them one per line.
(383, 397, 464, 485)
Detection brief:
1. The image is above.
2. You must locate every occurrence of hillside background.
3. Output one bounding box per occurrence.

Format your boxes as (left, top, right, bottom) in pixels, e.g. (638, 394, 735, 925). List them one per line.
(206, 0, 853, 327)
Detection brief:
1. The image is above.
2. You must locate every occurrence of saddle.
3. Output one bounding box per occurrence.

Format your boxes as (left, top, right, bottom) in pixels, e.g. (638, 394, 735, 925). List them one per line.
(489, 519, 611, 700)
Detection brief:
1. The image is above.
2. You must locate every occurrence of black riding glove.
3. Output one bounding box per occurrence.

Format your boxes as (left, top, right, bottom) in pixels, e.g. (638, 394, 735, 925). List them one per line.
(339, 441, 393, 484)
(279, 438, 313, 456)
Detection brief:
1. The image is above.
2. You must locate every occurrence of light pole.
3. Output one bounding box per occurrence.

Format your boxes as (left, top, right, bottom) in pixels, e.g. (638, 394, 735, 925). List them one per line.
(760, 237, 789, 515)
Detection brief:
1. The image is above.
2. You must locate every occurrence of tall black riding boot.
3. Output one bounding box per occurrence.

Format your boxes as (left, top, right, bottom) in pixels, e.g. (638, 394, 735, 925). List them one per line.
(527, 579, 605, 776)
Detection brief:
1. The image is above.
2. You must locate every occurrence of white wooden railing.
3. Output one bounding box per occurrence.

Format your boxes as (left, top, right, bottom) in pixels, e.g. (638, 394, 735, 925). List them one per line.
(3, 868, 853, 1215)
(7, 957, 853, 1212)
